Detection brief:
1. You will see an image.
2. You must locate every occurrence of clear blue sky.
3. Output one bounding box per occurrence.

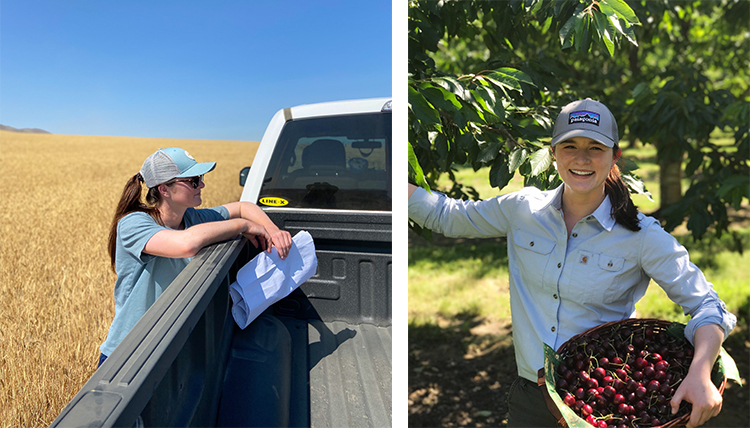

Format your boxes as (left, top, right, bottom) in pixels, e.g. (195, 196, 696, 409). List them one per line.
(0, 1, 392, 140)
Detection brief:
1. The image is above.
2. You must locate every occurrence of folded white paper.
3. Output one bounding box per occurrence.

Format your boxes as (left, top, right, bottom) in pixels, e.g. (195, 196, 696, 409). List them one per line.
(229, 230, 318, 329)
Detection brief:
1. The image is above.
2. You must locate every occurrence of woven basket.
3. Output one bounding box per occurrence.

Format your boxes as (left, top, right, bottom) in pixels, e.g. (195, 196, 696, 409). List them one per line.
(539, 318, 727, 428)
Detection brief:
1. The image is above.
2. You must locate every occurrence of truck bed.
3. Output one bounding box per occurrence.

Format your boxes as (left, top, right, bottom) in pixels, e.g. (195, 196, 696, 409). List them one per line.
(219, 317, 391, 427)
(51, 231, 392, 427)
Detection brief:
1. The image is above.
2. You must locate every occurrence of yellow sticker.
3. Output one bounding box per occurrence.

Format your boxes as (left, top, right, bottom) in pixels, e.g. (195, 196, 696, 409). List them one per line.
(259, 197, 289, 207)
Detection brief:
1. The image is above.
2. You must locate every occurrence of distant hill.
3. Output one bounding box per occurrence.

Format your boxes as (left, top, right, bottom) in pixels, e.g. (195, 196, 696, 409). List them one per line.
(0, 124, 51, 134)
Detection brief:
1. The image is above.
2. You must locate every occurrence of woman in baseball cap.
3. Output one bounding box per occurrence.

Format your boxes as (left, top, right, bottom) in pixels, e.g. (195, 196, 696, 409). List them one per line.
(98, 147, 292, 367)
(407, 99, 734, 427)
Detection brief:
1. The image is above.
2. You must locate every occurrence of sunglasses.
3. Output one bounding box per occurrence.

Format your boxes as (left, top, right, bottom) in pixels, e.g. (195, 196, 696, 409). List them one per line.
(171, 175, 204, 189)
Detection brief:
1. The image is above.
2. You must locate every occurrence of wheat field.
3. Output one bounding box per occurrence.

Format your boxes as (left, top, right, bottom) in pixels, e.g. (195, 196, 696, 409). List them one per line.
(0, 130, 259, 427)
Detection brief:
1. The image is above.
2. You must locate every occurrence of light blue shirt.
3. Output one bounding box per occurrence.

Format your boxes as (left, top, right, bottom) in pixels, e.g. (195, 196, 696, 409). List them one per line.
(409, 185, 736, 382)
(100, 206, 230, 357)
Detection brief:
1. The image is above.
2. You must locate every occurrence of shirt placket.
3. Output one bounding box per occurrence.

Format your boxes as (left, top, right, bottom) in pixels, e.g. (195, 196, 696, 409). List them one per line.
(544, 208, 568, 347)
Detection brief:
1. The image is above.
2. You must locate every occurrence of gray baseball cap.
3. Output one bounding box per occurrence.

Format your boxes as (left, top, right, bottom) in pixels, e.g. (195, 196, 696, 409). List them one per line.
(140, 147, 216, 188)
(550, 98, 619, 148)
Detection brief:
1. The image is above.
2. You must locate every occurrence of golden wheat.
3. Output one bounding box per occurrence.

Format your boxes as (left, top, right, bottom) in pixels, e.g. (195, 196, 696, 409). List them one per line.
(0, 130, 259, 427)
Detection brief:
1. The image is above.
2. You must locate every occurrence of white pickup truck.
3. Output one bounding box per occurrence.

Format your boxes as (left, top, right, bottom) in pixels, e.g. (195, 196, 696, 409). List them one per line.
(51, 98, 393, 428)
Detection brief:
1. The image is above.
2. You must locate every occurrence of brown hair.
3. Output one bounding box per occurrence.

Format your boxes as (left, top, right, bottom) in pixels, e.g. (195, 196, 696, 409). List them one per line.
(605, 147, 641, 232)
(107, 173, 165, 271)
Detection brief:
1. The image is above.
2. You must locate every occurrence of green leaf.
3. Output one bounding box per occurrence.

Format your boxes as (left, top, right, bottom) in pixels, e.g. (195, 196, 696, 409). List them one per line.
(472, 86, 503, 124)
(508, 147, 528, 174)
(432, 76, 470, 101)
(496, 67, 535, 85)
(476, 139, 501, 164)
(490, 152, 513, 189)
(408, 142, 430, 192)
(621, 172, 654, 202)
(718, 346, 743, 386)
(560, 14, 577, 49)
(483, 68, 535, 93)
(529, 148, 552, 176)
(600, 0, 640, 25)
(420, 85, 462, 113)
(593, 10, 615, 57)
(409, 85, 442, 129)
(716, 175, 749, 199)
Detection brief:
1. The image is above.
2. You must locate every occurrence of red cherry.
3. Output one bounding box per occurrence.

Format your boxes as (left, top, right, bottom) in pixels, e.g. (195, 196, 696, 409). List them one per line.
(603, 385, 616, 398)
(581, 404, 593, 416)
(593, 367, 607, 380)
(563, 393, 576, 407)
(614, 368, 627, 380)
(635, 386, 647, 398)
(613, 393, 625, 405)
(643, 366, 655, 378)
(647, 380, 661, 392)
(575, 388, 586, 399)
(618, 402, 630, 415)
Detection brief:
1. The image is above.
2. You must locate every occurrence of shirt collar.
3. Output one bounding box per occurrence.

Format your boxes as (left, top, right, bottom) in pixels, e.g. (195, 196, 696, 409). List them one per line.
(540, 185, 616, 232)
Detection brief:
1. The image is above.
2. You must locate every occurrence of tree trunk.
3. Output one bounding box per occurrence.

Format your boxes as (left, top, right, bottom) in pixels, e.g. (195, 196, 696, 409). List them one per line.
(658, 155, 683, 211)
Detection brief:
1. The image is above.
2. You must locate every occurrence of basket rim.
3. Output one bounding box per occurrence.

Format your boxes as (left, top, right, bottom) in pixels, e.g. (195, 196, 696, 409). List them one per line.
(546, 318, 727, 428)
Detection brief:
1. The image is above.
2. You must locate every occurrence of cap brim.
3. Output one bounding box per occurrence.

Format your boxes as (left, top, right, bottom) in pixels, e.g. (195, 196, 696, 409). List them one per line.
(551, 129, 616, 148)
(176, 161, 217, 178)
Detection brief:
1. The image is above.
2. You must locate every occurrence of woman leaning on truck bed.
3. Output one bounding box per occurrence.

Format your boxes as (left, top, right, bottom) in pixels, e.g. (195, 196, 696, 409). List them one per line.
(98, 147, 292, 367)
(407, 99, 736, 428)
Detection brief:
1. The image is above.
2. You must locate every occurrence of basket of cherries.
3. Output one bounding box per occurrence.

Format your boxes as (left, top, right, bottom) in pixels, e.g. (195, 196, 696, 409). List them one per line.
(538, 318, 739, 428)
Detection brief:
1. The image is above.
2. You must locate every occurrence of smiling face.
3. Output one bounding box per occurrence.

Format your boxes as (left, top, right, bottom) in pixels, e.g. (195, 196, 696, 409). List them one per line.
(552, 137, 620, 200)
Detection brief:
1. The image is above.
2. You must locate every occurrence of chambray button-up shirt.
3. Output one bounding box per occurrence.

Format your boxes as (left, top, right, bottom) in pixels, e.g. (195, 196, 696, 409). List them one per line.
(409, 185, 736, 382)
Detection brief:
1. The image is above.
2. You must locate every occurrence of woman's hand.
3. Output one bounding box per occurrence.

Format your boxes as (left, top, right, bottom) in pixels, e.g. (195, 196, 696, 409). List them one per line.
(242, 220, 271, 252)
(670, 324, 724, 428)
(670, 370, 722, 428)
(268, 228, 292, 259)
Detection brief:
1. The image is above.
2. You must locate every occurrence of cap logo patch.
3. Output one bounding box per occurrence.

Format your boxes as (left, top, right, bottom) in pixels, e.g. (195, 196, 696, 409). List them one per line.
(183, 150, 195, 161)
(569, 110, 600, 126)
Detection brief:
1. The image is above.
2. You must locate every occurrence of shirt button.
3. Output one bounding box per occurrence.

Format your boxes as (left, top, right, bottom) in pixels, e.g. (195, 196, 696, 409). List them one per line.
(572, 233, 578, 238)
(530, 241, 535, 247)
(553, 294, 558, 299)
(557, 262, 561, 268)
(551, 326, 556, 332)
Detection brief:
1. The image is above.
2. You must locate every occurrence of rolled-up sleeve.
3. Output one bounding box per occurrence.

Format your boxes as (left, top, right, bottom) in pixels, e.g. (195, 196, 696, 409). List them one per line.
(638, 219, 736, 343)
(408, 187, 520, 238)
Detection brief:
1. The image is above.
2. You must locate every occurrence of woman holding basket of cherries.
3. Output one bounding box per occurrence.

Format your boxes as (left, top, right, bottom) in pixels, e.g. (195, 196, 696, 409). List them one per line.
(408, 99, 736, 428)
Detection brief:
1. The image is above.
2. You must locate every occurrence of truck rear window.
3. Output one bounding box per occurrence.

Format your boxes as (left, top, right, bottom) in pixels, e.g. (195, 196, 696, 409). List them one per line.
(258, 112, 392, 211)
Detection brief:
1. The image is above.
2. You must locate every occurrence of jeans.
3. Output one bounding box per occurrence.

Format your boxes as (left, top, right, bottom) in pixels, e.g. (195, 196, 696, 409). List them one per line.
(97, 353, 108, 368)
(507, 376, 560, 427)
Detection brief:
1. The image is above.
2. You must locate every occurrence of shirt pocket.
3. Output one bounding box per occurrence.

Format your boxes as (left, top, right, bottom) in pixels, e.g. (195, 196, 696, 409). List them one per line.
(566, 251, 629, 305)
(512, 230, 556, 286)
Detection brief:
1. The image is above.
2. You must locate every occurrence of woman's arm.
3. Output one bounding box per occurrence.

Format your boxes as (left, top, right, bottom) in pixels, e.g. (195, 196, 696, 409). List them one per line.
(670, 323, 724, 428)
(223, 201, 292, 258)
(408, 183, 418, 199)
(144, 218, 271, 258)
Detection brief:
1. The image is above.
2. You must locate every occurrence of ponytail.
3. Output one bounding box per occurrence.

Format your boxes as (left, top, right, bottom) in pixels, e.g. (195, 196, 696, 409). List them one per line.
(605, 150, 641, 232)
(107, 173, 162, 271)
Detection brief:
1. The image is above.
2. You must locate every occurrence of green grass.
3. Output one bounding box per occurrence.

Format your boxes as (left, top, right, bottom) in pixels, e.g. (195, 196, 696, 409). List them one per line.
(411, 136, 749, 329)
(409, 240, 512, 327)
